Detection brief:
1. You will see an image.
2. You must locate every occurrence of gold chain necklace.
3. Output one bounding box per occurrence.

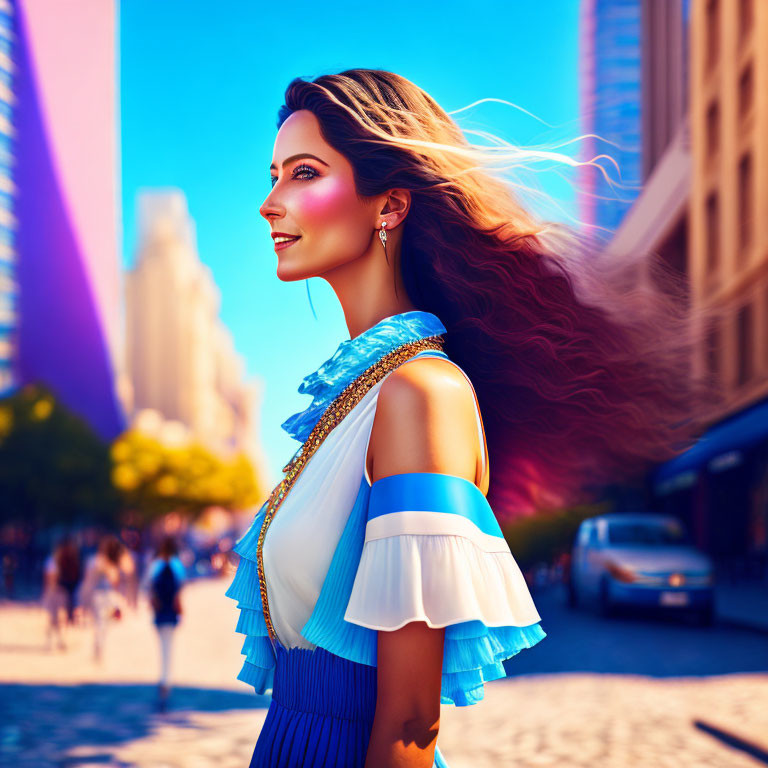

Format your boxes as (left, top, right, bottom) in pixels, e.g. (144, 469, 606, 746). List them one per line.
(256, 333, 446, 644)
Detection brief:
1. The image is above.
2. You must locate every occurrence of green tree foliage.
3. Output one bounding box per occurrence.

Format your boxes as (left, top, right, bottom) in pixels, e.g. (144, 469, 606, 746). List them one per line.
(111, 430, 263, 524)
(0, 383, 120, 527)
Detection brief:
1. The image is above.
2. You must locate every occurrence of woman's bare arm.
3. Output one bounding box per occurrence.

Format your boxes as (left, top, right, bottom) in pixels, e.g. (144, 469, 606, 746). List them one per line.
(363, 356, 482, 767)
(364, 622, 445, 768)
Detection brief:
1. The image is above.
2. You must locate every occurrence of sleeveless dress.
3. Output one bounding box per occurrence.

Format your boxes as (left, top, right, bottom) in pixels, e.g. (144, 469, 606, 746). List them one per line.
(226, 310, 547, 767)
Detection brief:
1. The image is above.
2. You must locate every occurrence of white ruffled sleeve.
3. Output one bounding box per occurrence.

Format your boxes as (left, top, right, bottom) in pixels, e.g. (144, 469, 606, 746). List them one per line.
(343, 471, 547, 706)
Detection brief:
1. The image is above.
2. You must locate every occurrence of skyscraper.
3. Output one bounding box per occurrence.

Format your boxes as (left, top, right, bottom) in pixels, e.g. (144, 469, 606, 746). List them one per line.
(125, 189, 266, 479)
(10, 0, 124, 440)
(0, 1, 16, 395)
(578, 0, 644, 238)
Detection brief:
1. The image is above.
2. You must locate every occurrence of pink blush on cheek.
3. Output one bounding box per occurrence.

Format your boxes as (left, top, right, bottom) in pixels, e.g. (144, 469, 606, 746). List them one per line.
(298, 178, 359, 225)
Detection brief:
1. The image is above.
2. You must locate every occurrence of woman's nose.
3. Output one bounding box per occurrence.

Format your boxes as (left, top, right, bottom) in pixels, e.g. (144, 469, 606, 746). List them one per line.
(259, 189, 285, 222)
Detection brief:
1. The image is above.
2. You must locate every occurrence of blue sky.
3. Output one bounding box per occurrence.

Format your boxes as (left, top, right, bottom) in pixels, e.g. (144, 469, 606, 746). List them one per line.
(119, 1, 582, 486)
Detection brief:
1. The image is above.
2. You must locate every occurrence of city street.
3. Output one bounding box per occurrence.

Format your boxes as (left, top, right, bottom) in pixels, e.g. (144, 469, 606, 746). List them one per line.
(1, 576, 767, 767)
(5, 3, 768, 768)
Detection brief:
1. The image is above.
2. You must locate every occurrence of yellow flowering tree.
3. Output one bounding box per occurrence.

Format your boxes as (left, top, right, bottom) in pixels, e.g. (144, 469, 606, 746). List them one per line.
(111, 430, 263, 524)
(0, 384, 264, 529)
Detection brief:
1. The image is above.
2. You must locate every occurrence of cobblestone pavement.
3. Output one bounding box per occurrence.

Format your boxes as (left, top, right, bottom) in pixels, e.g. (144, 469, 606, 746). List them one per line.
(1, 577, 767, 767)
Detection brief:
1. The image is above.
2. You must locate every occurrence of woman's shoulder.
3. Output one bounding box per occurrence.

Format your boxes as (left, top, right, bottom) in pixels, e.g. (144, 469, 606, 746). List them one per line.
(386, 352, 472, 391)
(371, 354, 484, 487)
(378, 354, 479, 429)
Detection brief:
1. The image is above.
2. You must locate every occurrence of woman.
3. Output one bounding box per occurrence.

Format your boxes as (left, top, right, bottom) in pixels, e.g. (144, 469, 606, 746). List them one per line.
(227, 69, 709, 767)
(79, 534, 125, 663)
(146, 535, 185, 710)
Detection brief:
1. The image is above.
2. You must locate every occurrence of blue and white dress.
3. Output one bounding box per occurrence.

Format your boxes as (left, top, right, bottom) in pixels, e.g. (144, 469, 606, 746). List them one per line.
(226, 310, 546, 767)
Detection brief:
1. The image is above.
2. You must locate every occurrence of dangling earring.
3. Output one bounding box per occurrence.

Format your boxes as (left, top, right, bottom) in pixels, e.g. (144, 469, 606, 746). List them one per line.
(379, 219, 399, 299)
(379, 220, 389, 265)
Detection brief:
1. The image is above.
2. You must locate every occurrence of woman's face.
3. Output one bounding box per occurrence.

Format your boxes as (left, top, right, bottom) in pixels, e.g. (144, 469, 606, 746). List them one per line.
(260, 109, 381, 281)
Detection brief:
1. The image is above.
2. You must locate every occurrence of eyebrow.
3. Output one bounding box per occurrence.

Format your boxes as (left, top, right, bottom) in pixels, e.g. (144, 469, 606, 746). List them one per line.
(269, 153, 330, 171)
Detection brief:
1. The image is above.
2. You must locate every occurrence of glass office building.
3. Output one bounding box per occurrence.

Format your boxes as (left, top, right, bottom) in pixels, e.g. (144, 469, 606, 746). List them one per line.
(578, 0, 644, 238)
(0, 1, 15, 395)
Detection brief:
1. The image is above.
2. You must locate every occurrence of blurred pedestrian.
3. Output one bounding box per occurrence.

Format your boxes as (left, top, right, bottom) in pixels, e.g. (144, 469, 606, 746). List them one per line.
(41, 539, 71, 651)
(55, 537, 82, 624)
(119, 544, 140, 611)
(146, 536, 185, 710)
(78, 534, 125, 663)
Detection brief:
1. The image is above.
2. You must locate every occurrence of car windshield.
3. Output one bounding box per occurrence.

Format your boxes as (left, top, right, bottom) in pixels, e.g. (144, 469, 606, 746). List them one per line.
(607, 520, 688, 546)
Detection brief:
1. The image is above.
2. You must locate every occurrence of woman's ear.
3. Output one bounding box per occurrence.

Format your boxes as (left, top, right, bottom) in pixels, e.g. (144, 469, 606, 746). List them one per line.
(379, 188, 411, 227)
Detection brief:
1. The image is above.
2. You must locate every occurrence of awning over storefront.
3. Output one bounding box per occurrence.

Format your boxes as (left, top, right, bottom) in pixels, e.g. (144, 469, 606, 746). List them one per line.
(652, 395, 768, 494)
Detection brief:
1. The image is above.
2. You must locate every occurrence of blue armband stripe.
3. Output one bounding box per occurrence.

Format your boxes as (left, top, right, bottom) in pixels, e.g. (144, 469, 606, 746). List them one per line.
(367, 472, 503, 539)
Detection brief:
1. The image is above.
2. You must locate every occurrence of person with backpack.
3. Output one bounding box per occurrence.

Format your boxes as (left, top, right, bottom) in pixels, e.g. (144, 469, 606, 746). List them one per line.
(146, 536, 185, 710)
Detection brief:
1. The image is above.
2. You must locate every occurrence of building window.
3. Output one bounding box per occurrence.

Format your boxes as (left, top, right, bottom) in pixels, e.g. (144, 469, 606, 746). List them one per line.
(738, 63, 753, 119)
(736, 302, 754, 386)
(738, 152, 752, 252)
(706, 0, 719, 71)
(739, 0, 753, 43)
(705, 191, 719, 271)
(706, 100, 719, 158)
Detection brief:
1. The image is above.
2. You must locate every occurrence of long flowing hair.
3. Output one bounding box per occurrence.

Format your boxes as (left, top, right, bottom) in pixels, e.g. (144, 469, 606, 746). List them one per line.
(276, 69, 718, 517)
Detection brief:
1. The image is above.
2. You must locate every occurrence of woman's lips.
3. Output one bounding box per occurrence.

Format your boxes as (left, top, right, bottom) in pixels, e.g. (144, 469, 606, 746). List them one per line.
(274, 236, 301, 251)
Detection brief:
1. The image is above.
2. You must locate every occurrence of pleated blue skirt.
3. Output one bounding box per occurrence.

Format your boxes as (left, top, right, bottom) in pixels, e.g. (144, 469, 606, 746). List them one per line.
(250, 643, 449, 767)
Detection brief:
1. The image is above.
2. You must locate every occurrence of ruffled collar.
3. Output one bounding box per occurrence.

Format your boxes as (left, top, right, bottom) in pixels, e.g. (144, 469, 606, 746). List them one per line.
(281, 310, 446, 446)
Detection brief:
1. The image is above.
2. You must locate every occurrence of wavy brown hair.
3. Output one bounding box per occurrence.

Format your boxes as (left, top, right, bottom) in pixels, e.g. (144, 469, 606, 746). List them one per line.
(276, 69, 718, 517)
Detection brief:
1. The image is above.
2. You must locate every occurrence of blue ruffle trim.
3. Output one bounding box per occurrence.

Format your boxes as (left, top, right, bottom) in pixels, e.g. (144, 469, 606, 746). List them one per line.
(441, 621, 546, 706)
(280, 311, 447, 449)
(224, 501, 276, 694)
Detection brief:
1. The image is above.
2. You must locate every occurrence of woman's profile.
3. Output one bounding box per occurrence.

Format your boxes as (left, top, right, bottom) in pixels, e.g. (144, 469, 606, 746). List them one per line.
(227, 69, 707, 767)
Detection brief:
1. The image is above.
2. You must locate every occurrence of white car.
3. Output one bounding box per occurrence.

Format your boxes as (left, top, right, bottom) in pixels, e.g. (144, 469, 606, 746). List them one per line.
(568, 513, 715, 625)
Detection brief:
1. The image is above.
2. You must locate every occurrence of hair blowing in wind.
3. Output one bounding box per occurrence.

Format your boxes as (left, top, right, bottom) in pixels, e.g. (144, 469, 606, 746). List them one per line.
(276, 68, 717, 518)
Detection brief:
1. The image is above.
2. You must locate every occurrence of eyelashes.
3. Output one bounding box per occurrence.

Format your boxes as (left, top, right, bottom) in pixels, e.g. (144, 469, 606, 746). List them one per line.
(270, 163, 318, 188)
(293, 164, 318, 179)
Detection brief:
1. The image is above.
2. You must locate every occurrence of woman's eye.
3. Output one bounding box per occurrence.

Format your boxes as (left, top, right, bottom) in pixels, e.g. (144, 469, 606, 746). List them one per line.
(293, 164, 317, 180)
(269, 164, 318, 188)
